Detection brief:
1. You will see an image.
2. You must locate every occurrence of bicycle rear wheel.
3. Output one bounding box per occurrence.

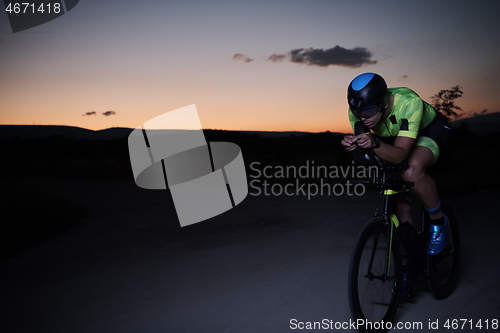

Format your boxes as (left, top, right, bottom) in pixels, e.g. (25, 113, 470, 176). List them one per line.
(348, 217, 402, 332)
(426, 203, 460, 300)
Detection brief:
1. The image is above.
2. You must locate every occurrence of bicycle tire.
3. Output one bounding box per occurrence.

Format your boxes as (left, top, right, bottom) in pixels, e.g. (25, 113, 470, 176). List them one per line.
(426, 203, 461, 300)
(348, 217, 402, 332)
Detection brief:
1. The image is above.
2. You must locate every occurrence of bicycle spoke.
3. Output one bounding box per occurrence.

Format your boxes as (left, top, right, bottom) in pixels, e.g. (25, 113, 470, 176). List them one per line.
(431, 248, 453, 265)
(349, 220, 400, 326)
(366, 232, 380, 277)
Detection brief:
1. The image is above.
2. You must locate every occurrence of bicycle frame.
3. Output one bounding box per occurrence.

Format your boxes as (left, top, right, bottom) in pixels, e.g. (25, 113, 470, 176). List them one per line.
(355, 165, 427, 282)
(349, 149, 461, 328)
(379, 188, 426, 280)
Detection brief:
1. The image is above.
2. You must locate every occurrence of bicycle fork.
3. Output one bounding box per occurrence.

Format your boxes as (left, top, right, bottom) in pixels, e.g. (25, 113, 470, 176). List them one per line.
(365, 216, 396, 283)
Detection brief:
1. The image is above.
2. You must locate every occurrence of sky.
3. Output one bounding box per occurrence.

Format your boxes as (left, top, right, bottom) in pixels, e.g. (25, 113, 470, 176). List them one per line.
(1, 0, 500, 133)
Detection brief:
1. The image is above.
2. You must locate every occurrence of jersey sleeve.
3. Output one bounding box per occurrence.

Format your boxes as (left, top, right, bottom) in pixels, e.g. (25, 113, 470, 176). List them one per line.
(398, 97, 424, 139)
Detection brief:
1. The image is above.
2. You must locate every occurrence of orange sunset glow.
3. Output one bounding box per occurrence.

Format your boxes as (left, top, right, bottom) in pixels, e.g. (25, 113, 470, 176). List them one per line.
(1, 1, 499, 133)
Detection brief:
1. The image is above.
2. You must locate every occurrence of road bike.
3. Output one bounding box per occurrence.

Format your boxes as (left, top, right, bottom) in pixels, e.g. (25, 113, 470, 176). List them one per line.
(347, 151, 460, 332)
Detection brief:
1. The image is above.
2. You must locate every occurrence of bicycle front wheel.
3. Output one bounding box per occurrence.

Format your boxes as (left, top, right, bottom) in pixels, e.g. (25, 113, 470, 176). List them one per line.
(348, 217, 402, 332)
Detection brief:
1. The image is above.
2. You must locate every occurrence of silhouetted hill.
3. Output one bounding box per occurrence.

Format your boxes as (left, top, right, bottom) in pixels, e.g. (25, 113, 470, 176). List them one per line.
(2, 123, 499, 193)
(0, 125, 336, 141)
(0, 125, 350, 180)
(241, 130, 344, 138)
(451, 112, 500, 136)
(0, 125, 133, 141)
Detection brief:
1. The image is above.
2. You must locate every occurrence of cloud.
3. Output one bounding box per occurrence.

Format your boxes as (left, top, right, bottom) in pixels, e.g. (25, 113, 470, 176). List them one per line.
(83, 111, 97, 116)
(102, 111, 117, 116)
(268, 46, 377, 68)
(233, 53, 253, 63)
(268, 54, 286, 62)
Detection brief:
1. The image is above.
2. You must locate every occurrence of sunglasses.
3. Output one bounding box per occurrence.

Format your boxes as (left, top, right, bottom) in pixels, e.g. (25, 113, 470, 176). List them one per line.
(351, 103, 382, 118)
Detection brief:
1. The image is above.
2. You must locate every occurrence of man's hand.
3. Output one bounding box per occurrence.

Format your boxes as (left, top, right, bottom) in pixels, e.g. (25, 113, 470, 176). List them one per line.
(342, 133, 375, 151)
(354, 132, 375, 149)
(341, 135, 359, 151)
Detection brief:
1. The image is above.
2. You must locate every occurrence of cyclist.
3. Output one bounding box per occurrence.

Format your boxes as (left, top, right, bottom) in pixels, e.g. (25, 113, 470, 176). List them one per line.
(341, 73, 451, 295)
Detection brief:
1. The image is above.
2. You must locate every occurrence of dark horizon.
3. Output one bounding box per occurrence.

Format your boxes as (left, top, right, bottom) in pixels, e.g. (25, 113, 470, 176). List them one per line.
(2, 110, 500, 141)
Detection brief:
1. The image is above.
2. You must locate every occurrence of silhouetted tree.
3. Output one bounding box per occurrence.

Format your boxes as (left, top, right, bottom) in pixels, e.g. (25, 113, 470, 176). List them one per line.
(430, 85, 463, 119)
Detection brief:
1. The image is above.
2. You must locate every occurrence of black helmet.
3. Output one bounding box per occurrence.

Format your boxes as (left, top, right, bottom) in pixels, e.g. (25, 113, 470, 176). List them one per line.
(347, 73, 387, 114)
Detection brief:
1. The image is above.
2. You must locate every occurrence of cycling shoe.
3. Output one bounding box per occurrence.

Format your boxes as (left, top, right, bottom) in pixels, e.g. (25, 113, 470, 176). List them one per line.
(427, 215, 449, 255)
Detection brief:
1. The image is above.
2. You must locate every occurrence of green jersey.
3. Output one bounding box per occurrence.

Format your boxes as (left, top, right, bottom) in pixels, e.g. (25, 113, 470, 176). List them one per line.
(349, 87, 437, 139)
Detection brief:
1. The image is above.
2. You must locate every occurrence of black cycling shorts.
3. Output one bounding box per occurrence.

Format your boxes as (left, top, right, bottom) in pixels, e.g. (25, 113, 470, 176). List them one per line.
(416, 111, 451, 163)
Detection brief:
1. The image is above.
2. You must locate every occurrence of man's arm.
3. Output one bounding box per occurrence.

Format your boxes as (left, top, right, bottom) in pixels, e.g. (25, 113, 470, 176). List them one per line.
(354, 133, 415, 164)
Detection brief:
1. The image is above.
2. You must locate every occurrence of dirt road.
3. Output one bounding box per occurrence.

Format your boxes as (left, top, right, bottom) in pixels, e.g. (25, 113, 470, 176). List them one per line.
(2, 179, 499, 332)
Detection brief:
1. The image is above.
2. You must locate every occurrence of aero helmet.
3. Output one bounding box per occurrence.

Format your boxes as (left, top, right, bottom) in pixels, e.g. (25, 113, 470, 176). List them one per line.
(348, 73, 387, 115)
